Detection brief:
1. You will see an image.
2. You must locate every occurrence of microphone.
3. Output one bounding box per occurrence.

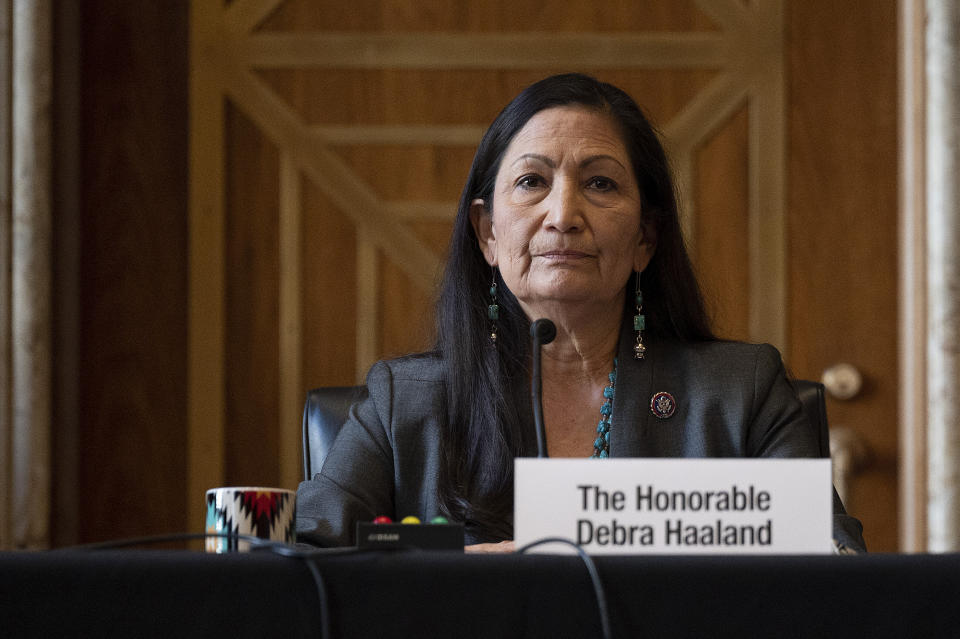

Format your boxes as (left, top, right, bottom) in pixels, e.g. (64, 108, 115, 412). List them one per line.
(530, 319, 557, 458)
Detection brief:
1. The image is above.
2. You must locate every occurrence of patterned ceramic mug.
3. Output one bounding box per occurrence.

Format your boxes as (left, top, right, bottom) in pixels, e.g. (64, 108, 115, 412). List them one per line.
(205, 487, 296, 552)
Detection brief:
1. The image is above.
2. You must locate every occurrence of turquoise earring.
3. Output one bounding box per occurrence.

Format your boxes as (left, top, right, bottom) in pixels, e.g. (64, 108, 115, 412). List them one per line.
(633, 272, 646, 359)
(488, 267, 499, 345)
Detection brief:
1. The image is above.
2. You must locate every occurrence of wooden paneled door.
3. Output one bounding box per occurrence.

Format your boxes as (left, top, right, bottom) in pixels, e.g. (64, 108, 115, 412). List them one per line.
(188, 0, 898, 550)
(785, 1, 899, 551)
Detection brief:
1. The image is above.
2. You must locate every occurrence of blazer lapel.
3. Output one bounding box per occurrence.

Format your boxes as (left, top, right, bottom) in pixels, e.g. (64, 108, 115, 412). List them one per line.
(611, 321, 656, 456)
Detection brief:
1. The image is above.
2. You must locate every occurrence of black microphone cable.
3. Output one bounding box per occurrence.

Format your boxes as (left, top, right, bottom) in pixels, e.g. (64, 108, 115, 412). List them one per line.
(58, 532, 275, 551)
(517, 537, 612, 639)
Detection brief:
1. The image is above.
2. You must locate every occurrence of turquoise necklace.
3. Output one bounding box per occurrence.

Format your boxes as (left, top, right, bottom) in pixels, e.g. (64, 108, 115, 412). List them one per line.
(591, 358, 617, 458)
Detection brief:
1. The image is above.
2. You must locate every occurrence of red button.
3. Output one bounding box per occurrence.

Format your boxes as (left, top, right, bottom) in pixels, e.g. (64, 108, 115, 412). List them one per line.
(372, 516, 392, 524)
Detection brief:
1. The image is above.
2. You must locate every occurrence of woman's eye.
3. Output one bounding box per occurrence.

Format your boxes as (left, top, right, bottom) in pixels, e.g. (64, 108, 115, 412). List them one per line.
(587, 176, 616, 192)
(517, 174, 545, 189)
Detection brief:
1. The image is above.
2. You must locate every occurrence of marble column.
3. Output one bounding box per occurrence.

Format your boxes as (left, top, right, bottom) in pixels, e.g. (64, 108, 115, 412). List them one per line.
(11, 0, 52, 549)
(0, 0, 12, 549)
(926, 0, 960, 551)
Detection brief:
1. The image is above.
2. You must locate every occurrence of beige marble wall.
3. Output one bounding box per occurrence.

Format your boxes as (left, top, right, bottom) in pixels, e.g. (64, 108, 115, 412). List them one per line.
(926, 0, 960, 552)
(6, 0, 52, 550)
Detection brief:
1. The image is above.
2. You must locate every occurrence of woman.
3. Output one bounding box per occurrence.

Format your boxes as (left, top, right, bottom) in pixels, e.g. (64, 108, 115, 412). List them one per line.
(296, 73, 866, 552)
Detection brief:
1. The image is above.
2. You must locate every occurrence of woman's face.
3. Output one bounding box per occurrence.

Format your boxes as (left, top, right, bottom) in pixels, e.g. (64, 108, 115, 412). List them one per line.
(471, 106, 655, 318)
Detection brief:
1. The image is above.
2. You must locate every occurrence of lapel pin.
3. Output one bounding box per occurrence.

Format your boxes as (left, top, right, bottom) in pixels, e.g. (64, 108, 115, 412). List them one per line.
(650, 391, 677, 419)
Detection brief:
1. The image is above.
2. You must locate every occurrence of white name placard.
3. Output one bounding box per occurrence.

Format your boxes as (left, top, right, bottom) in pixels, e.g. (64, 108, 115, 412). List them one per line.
(514, 458, 832, 555)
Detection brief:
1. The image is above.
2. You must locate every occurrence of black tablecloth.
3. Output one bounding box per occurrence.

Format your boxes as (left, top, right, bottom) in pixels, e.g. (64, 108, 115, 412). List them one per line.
(3, 549, 959, 638)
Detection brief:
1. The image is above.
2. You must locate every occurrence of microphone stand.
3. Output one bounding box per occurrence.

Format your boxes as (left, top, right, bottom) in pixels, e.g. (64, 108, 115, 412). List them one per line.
(530, 318, 557, 458)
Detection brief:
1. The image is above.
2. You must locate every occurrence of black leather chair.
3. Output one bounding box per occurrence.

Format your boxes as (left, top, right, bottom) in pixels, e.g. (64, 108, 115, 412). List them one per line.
(301, 385, 367, 481)
(300, 379, 831, 480)
(792, 379, 831, 458)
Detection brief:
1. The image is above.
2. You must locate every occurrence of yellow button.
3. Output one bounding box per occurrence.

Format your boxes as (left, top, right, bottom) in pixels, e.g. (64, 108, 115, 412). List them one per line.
(401, 516, 421, 524)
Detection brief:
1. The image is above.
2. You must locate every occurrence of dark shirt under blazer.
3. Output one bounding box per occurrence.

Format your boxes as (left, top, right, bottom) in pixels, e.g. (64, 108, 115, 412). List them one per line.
(296, 328, 866, 551)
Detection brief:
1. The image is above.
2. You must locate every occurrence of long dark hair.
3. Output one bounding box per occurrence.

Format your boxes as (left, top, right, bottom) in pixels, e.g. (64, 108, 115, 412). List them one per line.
(435, 73, 713, 541)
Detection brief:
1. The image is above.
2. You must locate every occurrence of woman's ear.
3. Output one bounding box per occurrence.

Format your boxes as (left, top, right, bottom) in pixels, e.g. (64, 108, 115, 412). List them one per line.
(634, 218, 657, 272)
(469, 198, 498, 266)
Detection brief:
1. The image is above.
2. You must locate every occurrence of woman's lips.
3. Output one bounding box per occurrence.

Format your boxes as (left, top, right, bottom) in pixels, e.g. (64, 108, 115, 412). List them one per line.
(537, 250, 592, 259)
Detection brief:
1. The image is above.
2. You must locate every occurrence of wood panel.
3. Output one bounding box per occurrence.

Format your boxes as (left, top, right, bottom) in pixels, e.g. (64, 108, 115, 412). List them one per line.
(76, 0, 188, 543)
(332, 145, 474, 202)
(378, 250, 436, 359)
(261, 0, 719, 32)
(64, 0, 901, 552)
(224, 102, 281, 487)
(0, 0, 13, 549)
(257, 69, 715, 127)
(693, 106, 751, 340)
(301, 179, 359, 388)
(189, 0, 790, 532)
(898, 0, 927, 551)
(786, 0, 899, 551)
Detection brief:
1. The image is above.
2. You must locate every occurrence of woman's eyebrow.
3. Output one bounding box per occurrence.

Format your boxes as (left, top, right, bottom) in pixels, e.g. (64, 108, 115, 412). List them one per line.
(580, 154, 628, 171)
(510, 153, 555, 168)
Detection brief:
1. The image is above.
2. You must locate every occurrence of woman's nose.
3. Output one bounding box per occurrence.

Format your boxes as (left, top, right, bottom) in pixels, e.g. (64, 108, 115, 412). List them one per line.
(543, 180, 583, 232)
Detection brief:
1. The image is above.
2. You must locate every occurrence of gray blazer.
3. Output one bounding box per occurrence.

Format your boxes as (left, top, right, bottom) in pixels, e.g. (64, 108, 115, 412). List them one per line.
(296, 330, 866, 550)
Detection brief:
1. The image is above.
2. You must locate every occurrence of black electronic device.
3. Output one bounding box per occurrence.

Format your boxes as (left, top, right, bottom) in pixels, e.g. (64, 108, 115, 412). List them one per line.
(356, 521, 465, 551)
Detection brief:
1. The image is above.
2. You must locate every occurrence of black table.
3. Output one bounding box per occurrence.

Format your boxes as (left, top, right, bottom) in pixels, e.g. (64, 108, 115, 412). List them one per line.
(3, 548, 958, 638)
